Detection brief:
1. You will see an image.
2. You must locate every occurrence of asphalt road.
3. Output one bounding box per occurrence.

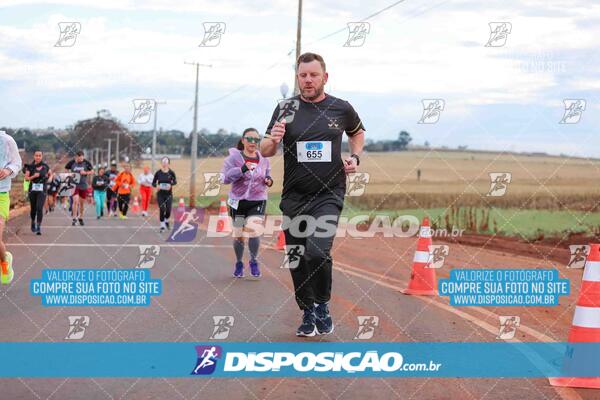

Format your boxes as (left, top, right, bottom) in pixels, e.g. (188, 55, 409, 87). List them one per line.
(0, 204, 592, 400)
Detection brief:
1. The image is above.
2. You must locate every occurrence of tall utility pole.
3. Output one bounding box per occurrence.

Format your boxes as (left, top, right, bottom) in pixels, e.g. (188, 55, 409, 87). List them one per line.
(115, 131, 121, 164)
(184, 61, 212, 207)
(151, 100, 167, 172)
(104, 138, 113, 168)
(293, 0, 303, 95)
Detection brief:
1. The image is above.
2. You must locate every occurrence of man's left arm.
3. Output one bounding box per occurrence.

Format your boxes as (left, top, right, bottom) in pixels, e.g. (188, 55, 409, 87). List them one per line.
(343, 101, 365, 174)
(83, 160, 94, 175)
(344, 130, 364, 174)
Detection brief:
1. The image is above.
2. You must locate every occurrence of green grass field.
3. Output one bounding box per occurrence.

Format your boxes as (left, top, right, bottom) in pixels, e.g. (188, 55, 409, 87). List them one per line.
(195, 193, 598, 239)
(116, 150, 600, 239)
(344, 207, 600, 239)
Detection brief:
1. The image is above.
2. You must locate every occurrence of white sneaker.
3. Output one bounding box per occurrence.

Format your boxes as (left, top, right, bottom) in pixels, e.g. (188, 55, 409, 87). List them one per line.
(160, 221, 166, 232)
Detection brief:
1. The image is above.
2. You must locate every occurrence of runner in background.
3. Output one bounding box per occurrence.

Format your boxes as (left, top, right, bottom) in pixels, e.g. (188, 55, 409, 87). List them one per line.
(45, 169, 60, 213)
(21, 163, 30, 200)
(92, 166, 108, 219)
(86, 185, 93, 206)
(23, 150, 49, 235)
(57, 172, 74, 211)
(221, 128, 272, 278)
(138, 165, 153, 217)
(65, 150, 93, 226)
(113, 163, 136, 219)
(0, 130, 22, 284)
(104, 162, 119, 217)
(152, 157, 177, 233)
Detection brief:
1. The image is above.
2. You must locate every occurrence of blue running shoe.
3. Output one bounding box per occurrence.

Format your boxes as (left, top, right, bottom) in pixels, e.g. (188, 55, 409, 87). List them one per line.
(233, 261, 244, 278)
(296, 307, 317, 337)
(249, 260, 261, 278)
(315, 303, 334, 335)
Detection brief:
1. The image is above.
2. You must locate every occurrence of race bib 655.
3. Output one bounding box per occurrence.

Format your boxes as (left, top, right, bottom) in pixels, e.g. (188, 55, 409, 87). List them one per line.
(296, 141, 331, 162)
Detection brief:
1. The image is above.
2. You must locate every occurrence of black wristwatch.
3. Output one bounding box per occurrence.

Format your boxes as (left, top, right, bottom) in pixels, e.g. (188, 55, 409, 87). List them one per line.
(350, 153, 360, 166)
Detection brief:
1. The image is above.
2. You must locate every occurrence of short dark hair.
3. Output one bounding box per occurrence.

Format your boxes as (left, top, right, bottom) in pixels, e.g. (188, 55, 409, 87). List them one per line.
(75, 150, 84, 156)
(296, 52, 326, 72)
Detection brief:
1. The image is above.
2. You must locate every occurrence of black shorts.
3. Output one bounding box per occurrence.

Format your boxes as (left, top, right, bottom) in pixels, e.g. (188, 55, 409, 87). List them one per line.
(228, 200, 266, 228)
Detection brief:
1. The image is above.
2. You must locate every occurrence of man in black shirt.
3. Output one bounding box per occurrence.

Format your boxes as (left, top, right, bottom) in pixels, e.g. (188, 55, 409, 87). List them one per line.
(65, 150, 93, 226)
(261, 52, 365, 337)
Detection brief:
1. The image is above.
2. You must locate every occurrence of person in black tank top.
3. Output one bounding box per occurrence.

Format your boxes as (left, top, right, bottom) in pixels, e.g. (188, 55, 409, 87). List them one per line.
(23, 150, 50, 235)
(152, 157, 177, 232)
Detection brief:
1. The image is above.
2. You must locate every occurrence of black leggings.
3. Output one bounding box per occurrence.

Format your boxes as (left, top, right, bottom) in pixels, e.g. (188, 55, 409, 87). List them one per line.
(106, 189, 117, 212)
(29, 191, 46, 225)
(281, 194, 342, 310)
(157, 191, 172, 222)
(117, 193, 130, 215)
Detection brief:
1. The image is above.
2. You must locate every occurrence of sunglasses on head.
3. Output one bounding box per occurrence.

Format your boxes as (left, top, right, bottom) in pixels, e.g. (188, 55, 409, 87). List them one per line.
(244, 136, 261, 143)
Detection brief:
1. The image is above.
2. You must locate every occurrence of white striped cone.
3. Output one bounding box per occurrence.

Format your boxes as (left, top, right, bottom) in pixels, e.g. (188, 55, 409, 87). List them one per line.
(549, 243, 600, 388)
(402, 217, 437, 296)
(131, 196, 140, 214)
(216, 198, 231, 233)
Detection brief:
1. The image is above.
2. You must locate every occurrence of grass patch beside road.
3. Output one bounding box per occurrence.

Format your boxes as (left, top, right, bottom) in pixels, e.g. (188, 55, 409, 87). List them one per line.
(343, 206, 600, 239)
(188, 194, 600, 240)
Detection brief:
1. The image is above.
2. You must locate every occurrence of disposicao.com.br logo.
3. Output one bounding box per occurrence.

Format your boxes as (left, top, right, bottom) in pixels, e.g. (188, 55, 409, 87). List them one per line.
(191, 346, 442, 376)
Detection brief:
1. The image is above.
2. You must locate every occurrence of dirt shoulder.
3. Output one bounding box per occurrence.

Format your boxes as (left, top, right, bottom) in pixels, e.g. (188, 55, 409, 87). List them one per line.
(438, 232, 599, 264)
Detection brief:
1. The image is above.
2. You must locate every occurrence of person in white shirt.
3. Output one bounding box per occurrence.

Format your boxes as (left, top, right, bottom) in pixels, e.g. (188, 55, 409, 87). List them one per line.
(138, 165, 154, 217)
(0, 131, 22, 284)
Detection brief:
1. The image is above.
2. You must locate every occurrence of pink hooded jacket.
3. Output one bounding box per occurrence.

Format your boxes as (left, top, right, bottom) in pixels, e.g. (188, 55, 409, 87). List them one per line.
(221, 148, 271, 201)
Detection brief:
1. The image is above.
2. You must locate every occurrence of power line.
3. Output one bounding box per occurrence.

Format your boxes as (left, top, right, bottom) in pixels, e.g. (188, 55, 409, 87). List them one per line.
(195, 0, 411, 107)
(309, 0, 407, 44)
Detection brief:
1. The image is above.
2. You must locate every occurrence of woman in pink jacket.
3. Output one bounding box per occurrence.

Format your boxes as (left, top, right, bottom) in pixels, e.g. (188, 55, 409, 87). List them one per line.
(221, 128, 273, 278)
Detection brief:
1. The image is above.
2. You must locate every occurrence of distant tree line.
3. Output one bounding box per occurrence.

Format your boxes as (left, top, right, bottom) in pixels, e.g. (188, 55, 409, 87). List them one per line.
(3, 116, 414, 158)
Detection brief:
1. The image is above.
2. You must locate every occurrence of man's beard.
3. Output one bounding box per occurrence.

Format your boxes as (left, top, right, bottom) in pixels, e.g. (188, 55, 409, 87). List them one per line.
(301, 83, 324, 101)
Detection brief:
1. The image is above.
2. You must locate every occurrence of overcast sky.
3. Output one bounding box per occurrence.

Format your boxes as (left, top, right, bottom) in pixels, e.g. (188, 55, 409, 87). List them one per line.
(0, 0, 599, 156)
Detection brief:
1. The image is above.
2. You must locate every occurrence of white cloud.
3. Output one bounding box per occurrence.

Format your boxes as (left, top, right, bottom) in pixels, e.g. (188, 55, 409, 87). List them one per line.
(1, 0, 600, 156)
(0, 0, 293, 15)
(1, 0, 599, 101)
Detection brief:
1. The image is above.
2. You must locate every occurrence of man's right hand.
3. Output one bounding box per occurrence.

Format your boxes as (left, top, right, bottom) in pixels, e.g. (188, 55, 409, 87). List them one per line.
(270, 119, 286, 144)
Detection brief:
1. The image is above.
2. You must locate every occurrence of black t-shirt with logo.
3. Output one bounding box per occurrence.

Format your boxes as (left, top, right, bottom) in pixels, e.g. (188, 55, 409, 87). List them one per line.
(152, 169, 177, 193)
(24, 162, 50, 193)
(265, 94, 364, 198)
(65, 159, 93, 189)
(104, 168, 119, 191)
(92, 175, 108, 191)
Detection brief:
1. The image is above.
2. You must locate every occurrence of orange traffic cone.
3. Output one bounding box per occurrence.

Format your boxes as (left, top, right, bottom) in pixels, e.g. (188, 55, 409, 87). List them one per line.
(274, 230, 286, 250)
(402, 217, 437, 296)
(178, 198, 185, 209)
(216, 198, 232, 233)
(549, 243, 600, 389)
(131, 196, 140, 214)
